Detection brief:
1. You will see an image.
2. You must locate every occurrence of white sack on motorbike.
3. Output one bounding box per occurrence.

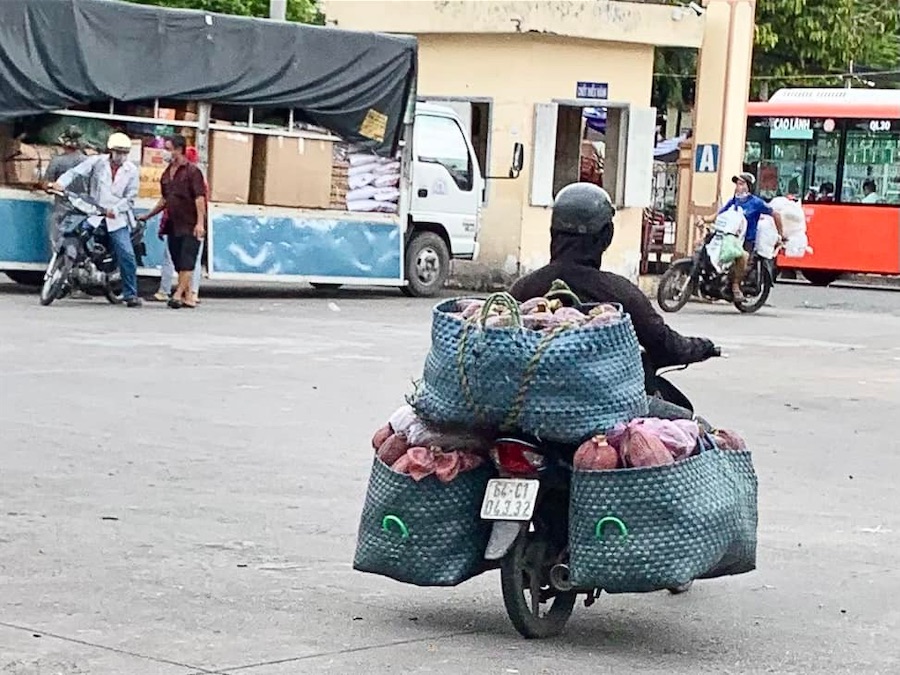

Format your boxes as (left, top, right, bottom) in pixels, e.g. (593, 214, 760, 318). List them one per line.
(706, 207, 747, 273)
(768, 197, 812, 258)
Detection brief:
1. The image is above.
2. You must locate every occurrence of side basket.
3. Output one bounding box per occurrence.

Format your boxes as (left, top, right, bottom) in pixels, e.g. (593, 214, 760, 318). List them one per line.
(568, 447, 757, 594)
(353, 456, 494, 587)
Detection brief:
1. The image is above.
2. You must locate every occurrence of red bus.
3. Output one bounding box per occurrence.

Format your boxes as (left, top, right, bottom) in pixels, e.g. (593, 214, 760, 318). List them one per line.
(745, 88, 900, 285)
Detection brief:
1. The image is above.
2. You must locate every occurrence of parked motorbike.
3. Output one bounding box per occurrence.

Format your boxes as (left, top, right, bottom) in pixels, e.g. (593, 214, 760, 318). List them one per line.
(480, 351, 718, 639)
(656, 223, 776, 315)
(40, 189, 146, 306)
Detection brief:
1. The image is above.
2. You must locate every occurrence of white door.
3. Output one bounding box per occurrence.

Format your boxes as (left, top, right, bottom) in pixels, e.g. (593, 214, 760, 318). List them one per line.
(410, 114, 481, 257)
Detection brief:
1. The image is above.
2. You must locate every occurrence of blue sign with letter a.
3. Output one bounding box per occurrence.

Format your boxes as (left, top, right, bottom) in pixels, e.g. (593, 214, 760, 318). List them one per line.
(694, 144, 720, 173)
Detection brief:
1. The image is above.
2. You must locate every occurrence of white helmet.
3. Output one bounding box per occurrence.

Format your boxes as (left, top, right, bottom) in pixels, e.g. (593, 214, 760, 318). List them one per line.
(107, 132, 132, 152)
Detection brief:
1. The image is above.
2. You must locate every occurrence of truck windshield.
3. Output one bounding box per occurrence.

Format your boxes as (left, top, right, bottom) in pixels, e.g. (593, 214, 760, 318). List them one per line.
(414, 114, 473, 191)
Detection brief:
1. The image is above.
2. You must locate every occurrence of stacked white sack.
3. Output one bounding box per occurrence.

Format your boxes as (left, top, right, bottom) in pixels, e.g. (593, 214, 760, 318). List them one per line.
(346, 151, 401, 213)
(757, 196, 812, 259)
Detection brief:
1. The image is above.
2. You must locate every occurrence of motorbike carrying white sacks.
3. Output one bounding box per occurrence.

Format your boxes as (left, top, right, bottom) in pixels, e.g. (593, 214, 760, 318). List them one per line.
(758, 197, 812, 259)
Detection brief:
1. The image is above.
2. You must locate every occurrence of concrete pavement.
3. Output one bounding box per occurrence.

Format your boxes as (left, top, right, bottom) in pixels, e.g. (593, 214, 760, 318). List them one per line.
(1, 280, 899, 674)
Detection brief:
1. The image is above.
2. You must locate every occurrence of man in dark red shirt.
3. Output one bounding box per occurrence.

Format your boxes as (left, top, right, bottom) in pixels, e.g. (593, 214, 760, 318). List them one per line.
(139, 134, 206, 308)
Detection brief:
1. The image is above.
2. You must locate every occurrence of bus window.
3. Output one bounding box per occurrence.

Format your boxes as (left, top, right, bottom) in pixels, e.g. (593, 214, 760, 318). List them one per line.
(806, 124, 840, 202)
(841, 119, 900, 205)
(745, 117, 840, 201)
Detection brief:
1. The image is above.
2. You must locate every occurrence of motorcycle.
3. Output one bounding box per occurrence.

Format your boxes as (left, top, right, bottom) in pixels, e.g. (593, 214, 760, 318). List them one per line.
(40, 189, 146, 306)
(656, 222, 776, 315)
(479, 350, 719, 639)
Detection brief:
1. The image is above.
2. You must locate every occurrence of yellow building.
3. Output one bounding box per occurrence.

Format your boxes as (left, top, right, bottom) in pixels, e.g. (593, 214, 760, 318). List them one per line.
(323, 1, 723, 282)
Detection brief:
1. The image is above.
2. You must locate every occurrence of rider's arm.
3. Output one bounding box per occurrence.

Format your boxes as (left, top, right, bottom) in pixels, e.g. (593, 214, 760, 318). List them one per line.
(771, 209, 784, 238)
(54, 155, 100, 190)
(619, 281, 717, 368)
(701, 198, 735, 224)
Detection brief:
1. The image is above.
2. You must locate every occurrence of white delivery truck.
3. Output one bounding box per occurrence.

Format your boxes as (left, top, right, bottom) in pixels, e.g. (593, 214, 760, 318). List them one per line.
(0, 0, 522, 296)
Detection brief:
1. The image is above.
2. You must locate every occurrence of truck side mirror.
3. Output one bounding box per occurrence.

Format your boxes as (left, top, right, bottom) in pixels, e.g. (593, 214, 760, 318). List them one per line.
(509, 142, 524, 178)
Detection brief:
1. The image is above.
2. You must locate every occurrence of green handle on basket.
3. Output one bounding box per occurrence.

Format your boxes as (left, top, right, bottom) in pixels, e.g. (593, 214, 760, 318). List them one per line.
(595, 516, 628, 541)
(381, 514, 409, 539)
(476, 292, 523, 329)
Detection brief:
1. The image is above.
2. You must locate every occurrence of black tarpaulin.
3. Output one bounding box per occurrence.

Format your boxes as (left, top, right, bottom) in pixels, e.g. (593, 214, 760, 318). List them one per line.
(0, 0, 417, 153)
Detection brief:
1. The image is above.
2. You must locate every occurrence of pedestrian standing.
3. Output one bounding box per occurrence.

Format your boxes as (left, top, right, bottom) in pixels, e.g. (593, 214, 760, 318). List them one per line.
(138, 134, 206, 309)
(152, 145, 207, 303)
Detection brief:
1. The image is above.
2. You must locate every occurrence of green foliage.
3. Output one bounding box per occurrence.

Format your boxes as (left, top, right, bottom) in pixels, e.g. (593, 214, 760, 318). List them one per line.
(122, 0, 322, 24)
(654, 0, 900, 108)
(754, 0, 900, 93)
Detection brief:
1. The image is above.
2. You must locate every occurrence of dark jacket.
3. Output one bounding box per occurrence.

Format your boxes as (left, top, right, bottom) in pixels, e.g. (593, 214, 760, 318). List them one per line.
(510, 231, 716, 369)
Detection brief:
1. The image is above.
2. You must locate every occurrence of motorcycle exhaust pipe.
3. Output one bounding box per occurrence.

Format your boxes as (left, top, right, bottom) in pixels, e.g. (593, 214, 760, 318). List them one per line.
(549, 563, 573, 592)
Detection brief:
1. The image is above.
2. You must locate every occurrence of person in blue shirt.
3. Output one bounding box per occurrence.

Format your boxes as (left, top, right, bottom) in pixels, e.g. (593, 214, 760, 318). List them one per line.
(700, 172, 783, 302)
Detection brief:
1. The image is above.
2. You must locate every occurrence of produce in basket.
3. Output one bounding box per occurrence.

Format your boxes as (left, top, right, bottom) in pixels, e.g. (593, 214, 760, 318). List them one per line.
(621, 426, 675, 468)
(381, 405, 493, 452)
(388, 445, 485, 483)
(371, 424, 393, 451)
(447, 290, 622, 333)
(377, 433, 410, 466)
(608, 417, 700, 461)
(712, 428, 747, 451)
(573, 435, 619, 471)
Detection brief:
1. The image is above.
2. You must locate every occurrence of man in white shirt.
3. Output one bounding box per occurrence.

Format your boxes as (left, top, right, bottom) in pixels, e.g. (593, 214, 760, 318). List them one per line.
(861, 179, 880, 204)
(50, 132, 142, 307)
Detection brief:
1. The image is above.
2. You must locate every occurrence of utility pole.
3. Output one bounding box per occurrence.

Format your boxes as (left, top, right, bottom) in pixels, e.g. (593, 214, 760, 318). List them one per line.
(269, 0, 286, 21)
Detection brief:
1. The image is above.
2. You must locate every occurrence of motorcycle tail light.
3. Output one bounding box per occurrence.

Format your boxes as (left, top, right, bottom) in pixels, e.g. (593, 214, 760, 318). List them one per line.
(490, 439, 545, 476)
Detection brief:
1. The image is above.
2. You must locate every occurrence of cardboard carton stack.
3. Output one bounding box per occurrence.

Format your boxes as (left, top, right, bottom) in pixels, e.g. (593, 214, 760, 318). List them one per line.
(330, 143, 350, 210)
(248, 135, 335, 209)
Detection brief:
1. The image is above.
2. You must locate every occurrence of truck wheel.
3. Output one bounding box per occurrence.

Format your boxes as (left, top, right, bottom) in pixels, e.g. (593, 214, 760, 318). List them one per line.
(802, 270, 841, 287)
(403, 232, 449, 297)
(5, 270, 44, 286)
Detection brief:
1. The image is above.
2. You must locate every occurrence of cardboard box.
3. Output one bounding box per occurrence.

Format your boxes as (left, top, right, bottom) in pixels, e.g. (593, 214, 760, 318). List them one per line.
(142, 147, 168, 167)
(208, 131, 253, 203)
(139, 166, 165, 199)
(249, 135, 334, 209)
(3, 143, 58, 185)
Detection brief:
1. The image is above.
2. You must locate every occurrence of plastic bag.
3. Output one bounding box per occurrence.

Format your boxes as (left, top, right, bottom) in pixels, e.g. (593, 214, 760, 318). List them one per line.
(756, 216, 780, 260)
(719, 233, 745, 265)
(608, 417, 700, 460)
(714, 208, 747, 237)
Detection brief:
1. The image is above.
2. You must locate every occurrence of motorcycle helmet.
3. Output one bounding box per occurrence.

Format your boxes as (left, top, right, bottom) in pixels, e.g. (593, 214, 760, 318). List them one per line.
(731, 172, 756, 193)
(550, 182, 616, 235)
(107, 132, 132, 152)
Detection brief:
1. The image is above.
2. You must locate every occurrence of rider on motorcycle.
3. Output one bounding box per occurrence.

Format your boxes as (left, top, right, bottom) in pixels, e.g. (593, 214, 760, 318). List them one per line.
(510, 182, 718, 377)
(698, 172, 784, 302)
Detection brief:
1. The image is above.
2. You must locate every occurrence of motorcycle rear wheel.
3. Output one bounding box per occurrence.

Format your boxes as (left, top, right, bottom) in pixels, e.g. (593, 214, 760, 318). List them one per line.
(39, 255, 71, 306)
(500, 529, 577, 639)
(657, 261, 694, 313)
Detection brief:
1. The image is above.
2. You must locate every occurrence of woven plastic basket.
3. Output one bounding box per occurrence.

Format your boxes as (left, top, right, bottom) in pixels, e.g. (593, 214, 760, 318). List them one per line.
(568, 444, 757, 593)
(412, 293, 648, 443)
(353, 457, 493, 587)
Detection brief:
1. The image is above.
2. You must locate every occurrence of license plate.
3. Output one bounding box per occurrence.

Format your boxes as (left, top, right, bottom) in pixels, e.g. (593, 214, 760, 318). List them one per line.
(480, 479, 539, 521)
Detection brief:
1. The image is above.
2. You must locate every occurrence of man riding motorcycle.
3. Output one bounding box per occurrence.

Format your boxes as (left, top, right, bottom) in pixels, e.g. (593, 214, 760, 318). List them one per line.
(510, 182, 718, 376)
(697, 172, 784, 302)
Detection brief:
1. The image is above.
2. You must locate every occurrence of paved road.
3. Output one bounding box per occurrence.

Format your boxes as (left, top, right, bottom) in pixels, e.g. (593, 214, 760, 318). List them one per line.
(1, 279, 898, 674)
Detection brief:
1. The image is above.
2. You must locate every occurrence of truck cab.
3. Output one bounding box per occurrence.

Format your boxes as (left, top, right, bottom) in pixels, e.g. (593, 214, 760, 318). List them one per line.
(404, 103, 485, 295)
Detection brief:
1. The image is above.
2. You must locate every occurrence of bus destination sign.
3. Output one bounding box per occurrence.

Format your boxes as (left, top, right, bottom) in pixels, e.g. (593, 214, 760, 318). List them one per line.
(769, 117, 814, 140)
